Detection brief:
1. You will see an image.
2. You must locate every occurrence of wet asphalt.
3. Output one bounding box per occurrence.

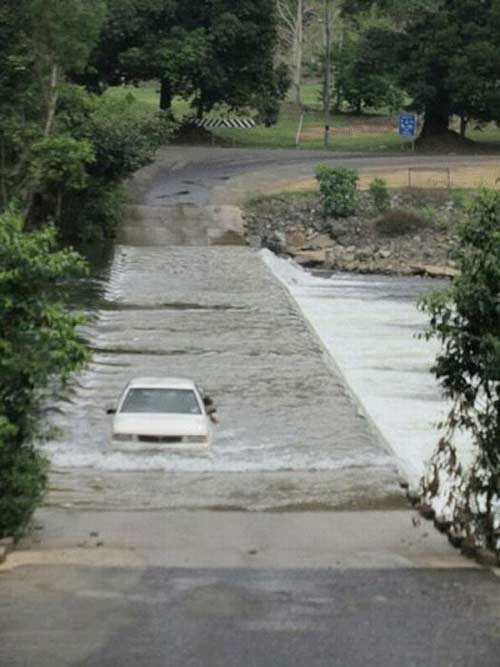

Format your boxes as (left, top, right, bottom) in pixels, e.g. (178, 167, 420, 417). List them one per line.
(2, 564, 500, 667)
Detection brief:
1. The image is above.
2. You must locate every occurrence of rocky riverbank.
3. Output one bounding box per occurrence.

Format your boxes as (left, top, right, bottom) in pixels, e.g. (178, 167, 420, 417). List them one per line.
(244, 189, 465, 278)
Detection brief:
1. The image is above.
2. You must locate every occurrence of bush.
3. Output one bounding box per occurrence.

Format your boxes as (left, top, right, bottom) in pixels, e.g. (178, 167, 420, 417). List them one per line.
(375, 207, 429, 236)
(419, 189, 500, 554)
(0, 437, 48, 537)
(32, 87, 176, 241)
(315, 165, 359, 218)
(369, 178, 390, 212)
(0, 208, 89, 537)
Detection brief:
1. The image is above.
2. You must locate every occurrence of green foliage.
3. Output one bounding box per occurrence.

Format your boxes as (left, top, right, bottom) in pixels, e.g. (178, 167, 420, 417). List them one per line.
(0, 207, 89, 536)
(55, 91, 173, 240)
(375, 207, 428, 236)
(29, 0, 107, 74)
(314, 165, 359, 217)
(331, 18, 404, 114)
(369, 177, 390, 212)
(79, 0, 288, 123)
(82, 95, 173, 182)
(30, 135, 95, 193)
(355, 0, 500, 136)
(0, 439, 48, 538)
(419, 189, 500, 469)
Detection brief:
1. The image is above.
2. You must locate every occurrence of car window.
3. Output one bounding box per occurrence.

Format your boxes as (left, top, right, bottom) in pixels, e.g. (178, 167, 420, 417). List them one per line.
(120, 388, 202, 415)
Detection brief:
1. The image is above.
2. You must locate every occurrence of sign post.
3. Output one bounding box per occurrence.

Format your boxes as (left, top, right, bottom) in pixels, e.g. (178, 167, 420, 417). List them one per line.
(398, 113, 417, 151)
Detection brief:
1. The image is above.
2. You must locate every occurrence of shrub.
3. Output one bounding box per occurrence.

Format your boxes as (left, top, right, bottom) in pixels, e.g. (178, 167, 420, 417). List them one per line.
(419, 189, 500, 554)
(314, 165, 359, 218)
(369, 177, 390, 212)
(0, 208, 89, 537)
(34, 87, 176, 241)
(0, 436, 48, 538)
(375, 207, 429, 236)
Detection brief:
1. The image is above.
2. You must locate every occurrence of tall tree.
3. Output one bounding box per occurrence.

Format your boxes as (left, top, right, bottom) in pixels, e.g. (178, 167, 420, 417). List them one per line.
(79, 0, 289, 124)
(0, 0, 107, 217)
(277, 0, 319, 107)
(332, 11, 403, 113)
(344, 0, 500, 137)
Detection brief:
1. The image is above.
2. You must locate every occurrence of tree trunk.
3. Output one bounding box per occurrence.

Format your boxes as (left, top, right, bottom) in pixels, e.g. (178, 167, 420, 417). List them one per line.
(460, 114, 468, 138)
(44, 63, 59, 138)
(0, 138, 8, 209)
(160, 77, 173, 113)
(292, 0, 303, 108)
(324, 0, 332, 149)
(421, 98, 450, 137)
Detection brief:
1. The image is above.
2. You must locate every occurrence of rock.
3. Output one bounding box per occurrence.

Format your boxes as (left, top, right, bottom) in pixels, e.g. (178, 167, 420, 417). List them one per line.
(355, 247, 373, 261)
(301, 233, 335, 251)
(294, 250, 328, 266)
(378, 249, 392, 259)
(267, 230, 287, 254)
(286, 230, 306, 248)
(410, 264, 459, 278)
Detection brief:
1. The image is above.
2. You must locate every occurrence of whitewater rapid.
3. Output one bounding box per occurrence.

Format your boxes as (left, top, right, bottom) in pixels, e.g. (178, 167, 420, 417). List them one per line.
(262, 250, 473, 485)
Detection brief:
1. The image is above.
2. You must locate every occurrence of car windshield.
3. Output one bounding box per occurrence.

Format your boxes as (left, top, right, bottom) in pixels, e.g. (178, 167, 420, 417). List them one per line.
(120, 388, 202, 415)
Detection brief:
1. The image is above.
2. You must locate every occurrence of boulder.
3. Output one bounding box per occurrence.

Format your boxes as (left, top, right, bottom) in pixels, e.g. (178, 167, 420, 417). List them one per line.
(286, 230, 307, 248)
(410, 264, 459, 278)
(267, 230, 287, 254)
(294, 250, 328, 266)
(301, 233, 335, 251)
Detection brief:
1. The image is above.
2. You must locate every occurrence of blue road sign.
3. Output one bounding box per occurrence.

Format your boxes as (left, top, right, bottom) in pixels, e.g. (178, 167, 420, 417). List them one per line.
(399, 114, 417, 137)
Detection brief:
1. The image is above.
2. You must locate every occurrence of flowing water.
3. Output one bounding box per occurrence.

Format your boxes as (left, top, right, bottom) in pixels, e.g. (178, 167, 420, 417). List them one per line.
(42, 245, 404, 511)
(41, 148, 477, 512)
(263, 252, 474, 485)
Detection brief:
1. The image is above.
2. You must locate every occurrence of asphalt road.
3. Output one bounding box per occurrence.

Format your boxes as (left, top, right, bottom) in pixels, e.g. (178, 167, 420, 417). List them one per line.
(2, 147, 500, 666)
(2, 564, 500, 667)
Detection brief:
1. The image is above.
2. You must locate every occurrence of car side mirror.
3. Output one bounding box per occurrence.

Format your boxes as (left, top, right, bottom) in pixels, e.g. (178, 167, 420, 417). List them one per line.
(203, 396, 216, 415)
(106, 407, 116, 415)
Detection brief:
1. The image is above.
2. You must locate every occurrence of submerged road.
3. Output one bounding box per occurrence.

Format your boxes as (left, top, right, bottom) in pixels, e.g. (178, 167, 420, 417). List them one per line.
(2, 147, 500, 665)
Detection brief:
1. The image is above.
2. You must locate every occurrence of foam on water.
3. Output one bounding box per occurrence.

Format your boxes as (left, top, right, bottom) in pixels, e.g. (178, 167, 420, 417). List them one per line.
(262, 250, 474, 483)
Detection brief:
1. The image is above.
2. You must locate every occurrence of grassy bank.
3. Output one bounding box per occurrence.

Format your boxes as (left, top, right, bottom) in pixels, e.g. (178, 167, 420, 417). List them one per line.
(106, 81, 500, 153)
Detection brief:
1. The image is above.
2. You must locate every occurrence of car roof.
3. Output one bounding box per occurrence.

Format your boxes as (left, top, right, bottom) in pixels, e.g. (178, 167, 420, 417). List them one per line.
(127, 377, 197, 390)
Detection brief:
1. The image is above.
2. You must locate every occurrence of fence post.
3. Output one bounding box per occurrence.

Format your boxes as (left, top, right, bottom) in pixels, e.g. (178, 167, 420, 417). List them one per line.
(295, 113, 304, 148)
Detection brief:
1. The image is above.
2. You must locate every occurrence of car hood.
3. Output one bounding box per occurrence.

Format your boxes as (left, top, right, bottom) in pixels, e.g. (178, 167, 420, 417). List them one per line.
(113, 413, 209, 437)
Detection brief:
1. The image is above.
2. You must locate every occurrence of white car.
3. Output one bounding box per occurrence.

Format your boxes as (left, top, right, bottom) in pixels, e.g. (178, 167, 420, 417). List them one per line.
(109, 377, 215, 451)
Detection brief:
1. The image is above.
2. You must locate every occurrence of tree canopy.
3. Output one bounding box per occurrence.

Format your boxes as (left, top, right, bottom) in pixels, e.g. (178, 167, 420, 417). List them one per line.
(78, 0, 288, 124)
(343, 0, 500, 136)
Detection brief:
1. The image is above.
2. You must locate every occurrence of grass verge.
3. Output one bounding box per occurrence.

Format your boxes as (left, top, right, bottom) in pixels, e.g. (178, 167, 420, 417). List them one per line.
(105, 81, 500, 153)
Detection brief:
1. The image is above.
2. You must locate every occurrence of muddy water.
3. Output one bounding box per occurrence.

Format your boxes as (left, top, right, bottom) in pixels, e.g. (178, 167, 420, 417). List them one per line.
(43, 245, 404, 511)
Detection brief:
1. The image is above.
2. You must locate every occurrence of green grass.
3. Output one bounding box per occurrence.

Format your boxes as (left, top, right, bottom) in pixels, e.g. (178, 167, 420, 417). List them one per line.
(105, 82, 192, 117)
(104, 81, 500, 153)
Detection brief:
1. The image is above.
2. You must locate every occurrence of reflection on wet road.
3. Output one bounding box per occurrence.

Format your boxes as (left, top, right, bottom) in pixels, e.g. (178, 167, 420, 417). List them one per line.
(43, 246, 403, 511)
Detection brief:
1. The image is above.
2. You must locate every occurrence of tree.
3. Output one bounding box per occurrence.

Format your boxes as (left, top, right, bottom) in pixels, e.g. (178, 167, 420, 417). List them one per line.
(79, 0, 289, 124)
(345, 0, 500, 137)
(419, 190, 500, 552)
(277, 0, 319, 107)
(0, 0, 107, 218)
(332, 16, 403, 113)
(0, 207, 89, 536)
